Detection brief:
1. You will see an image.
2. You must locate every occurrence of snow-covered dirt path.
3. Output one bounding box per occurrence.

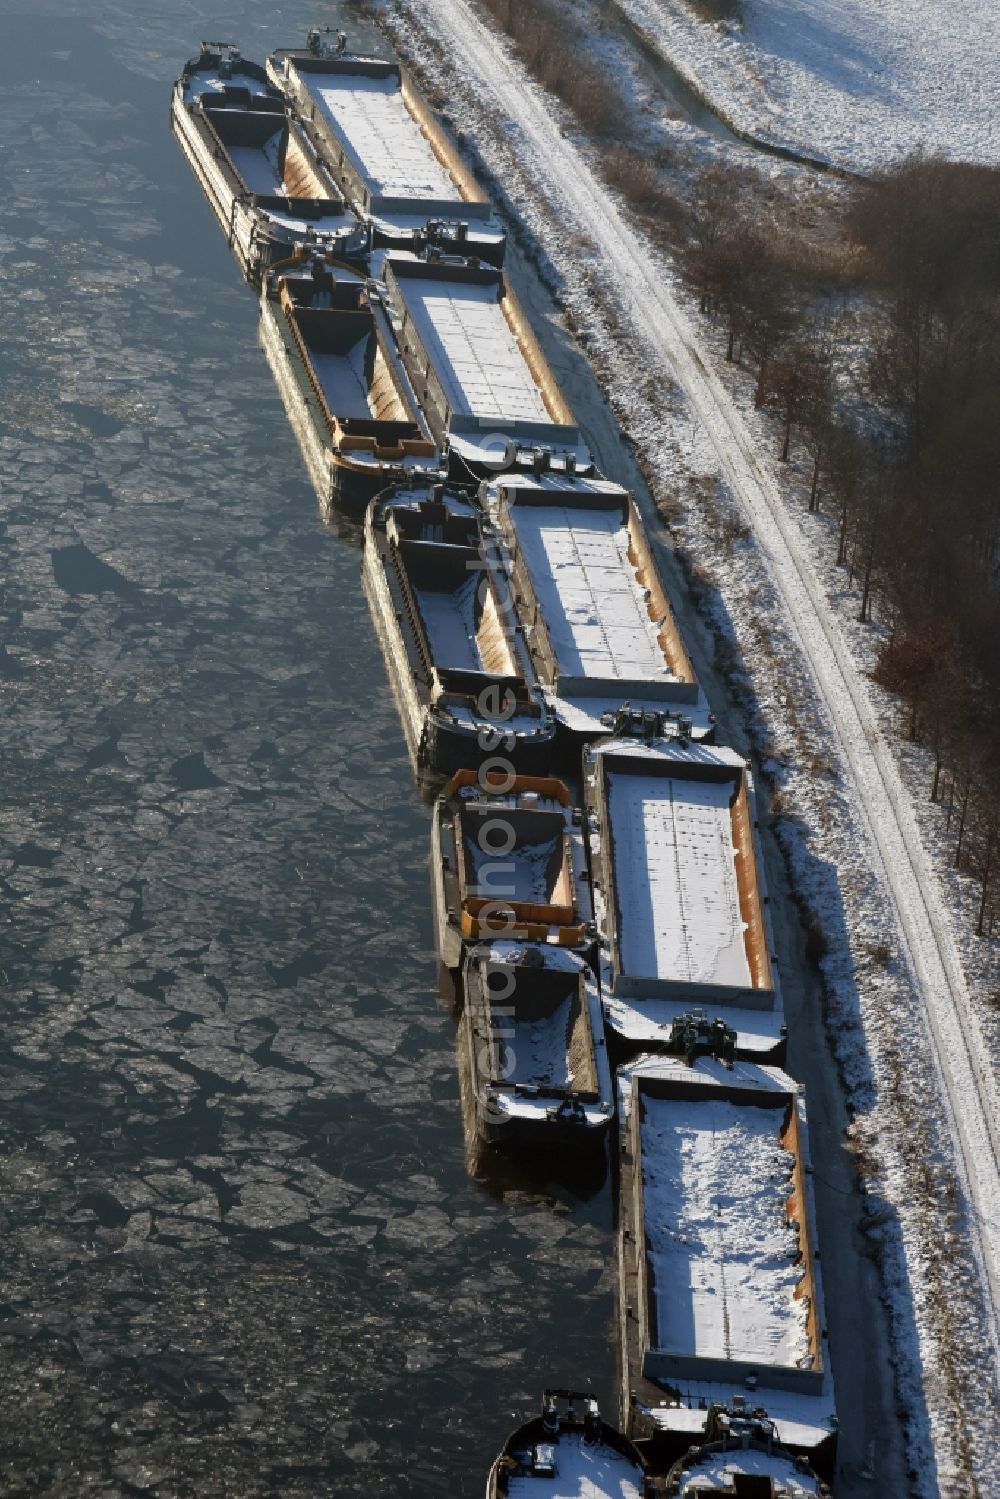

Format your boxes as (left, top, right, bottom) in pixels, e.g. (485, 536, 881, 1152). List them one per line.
(404, 0, 1000, 1435)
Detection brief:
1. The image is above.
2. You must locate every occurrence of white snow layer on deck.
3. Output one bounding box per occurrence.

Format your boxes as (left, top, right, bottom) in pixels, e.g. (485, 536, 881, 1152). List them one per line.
(227, 132, 284, 194)
(306, 73, 459, 200)
(502, 993, 576, 1090)
(603, 992, 784, 1053)
(185, 71, 273, 102)
(609, 771, 749, 987)
(414, 574, 480, 671)
(308, 340, 372, 421)
(507, 1433, 643, 1498)
(510, 505, 670, 681)
(465, 833, 563, 904)
(675, 1449, 818, 1497)
(402, 279, 550, 423)
(641, 1094, 808, 1366)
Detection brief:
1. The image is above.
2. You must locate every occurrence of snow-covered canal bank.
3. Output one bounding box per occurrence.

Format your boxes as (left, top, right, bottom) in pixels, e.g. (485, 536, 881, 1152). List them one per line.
(608, 0, 1000, 174)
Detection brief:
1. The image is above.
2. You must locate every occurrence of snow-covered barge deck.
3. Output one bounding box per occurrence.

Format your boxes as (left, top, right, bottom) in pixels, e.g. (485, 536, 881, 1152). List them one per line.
(618, 1056, 836, 1474)
(486, 475, 712, 743)
(585, 736, 784, 1062)
(461, 943, 613, 1146)
(663, 1404, 827, 1496)
(488, 1391, 647, 1497)
(267, 49, 505, 263)
(431, 770, 592, 980)
(383, 258, 590, 480)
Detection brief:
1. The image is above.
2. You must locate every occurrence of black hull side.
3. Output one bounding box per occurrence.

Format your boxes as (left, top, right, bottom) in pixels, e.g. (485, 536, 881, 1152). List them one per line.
(424, 718, 556, 781)
(330, 461, 402, 516)
(476, 1115, 610, 1151)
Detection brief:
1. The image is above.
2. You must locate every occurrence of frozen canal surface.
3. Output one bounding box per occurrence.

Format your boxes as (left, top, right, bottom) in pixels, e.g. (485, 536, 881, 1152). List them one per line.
(0, 6, 612, 1495)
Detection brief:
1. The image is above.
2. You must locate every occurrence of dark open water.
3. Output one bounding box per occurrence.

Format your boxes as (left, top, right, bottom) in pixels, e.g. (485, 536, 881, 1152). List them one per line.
(0, 5, 613, 1493)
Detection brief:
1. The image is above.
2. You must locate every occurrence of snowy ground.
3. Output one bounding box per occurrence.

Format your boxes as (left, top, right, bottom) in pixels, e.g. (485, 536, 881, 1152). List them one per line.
(375, 1, 1000, 1491)
(610, 0, 1000, 173)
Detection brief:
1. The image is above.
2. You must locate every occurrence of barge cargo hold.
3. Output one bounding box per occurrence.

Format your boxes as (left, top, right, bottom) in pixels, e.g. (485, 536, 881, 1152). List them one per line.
(617, 1056, 837, 1475)
(431, 770, 593, 979)
(363, 485, 556, 779)
(171, 44, 366, 281)
(484, 475, 714, 745)
(267, 48, 506, 265)
(584, 736, 785, 1064)
(488, 1391, 647, 1497)
(259, 257, 437, 513)
(383, 258, 592, 480)
(461, 943, 613, 1147)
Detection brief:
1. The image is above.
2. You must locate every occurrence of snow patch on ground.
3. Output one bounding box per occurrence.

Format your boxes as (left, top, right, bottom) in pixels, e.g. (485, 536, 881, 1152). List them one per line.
(610, 0, 1000, 173)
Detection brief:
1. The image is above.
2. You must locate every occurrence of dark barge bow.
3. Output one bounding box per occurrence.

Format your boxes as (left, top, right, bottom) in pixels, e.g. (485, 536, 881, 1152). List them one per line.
(489, 1390, 648, 1497)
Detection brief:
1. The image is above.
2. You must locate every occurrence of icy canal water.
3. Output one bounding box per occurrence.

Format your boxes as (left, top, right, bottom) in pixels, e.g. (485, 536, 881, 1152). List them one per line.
(0, 6, 613, 1494)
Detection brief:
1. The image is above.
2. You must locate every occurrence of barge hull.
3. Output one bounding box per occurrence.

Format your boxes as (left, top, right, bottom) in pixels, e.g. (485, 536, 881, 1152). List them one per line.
(171, 97, 265, 279)
(268, 52, 505, 264)
(584, 740, 784, 1060)
(259, 291, 416, 515)
(171, 88, 360, 282)
(362, 520, 556, 782)
(617, 1059, 837, 1478)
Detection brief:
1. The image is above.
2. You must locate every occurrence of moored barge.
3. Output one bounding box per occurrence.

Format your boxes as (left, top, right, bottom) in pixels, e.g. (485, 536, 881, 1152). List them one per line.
(484, 474, 714, 745)
(362, 483, 556, 778)
(584, 728, 786, 1064)
(383, 257, 592, 483)
(267, 42, 506, 264)
(617, 1055, 837, 1478)
(431, 770, 593, 980)
(259, 253, 438, 513)
(170, 28, 855, 1490)
(461, 942, 613, 1147)
(171, 42, 366, 280)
